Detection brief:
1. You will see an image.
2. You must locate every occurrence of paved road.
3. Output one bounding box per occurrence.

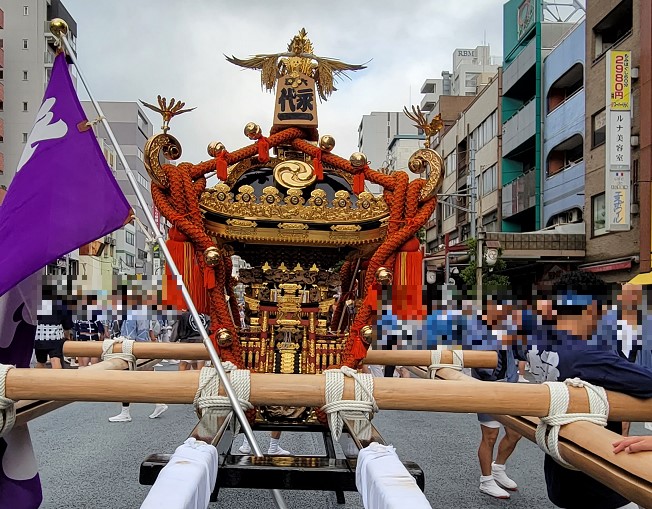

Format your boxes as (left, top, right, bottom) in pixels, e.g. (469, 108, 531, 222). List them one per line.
(28, 369, 650, 509)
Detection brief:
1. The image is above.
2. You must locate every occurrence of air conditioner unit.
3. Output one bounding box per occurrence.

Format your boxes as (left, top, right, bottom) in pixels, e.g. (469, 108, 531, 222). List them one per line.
(109, 238, 116, 246)
(568, 209, 581, 223)
(104, 235, 113, 244)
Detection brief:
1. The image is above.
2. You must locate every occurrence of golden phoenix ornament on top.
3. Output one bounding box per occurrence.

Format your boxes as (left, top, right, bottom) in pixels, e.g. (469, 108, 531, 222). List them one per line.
(226, 28, 367, 100)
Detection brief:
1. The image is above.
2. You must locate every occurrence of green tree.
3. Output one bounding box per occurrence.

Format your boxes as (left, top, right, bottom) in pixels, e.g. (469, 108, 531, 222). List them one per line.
(459, 238, 510, 293)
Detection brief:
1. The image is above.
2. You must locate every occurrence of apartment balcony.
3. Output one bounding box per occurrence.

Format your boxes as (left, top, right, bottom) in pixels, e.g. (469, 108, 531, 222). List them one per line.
(544, 89, 584, 150)
(487, 229, 585, 259)
(0, 47, 4, 69)
(420, 92, 438, 112)
(502, 169, 536, 219)
(0, 81, 4, 103)
(503, 37, 536, 95)
(543, 160, 585, 226)
(0, 9, 4, 29)
(502, 98, 536, 157)
(0, 117, 4, 140)
(0, 151, 4, 175)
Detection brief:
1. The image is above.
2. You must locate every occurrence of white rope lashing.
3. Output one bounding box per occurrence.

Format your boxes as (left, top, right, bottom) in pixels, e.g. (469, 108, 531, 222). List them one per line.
(536, 377, 609, 469)
(0, 364, 16, 437)
(321, 366, 378, 441)
(193, 363, 252, 433)
(101, 338, 136, 370)
(428, 350, 464, 379)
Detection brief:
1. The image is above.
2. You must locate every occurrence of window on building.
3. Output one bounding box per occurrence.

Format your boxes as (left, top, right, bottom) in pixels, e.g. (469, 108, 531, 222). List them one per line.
(465, 73, 480, 89)
(547, 63, 583, 114)
(137, 112, 148, 134)
(23, 6, 29, 15)
(22, 133, 28, 143)
(125, 253, 135, 267)
(592, 193, 606, 237)
(445, 151, 456, 176)
(593, 0, 633, 60)
(22, 102, 28, 112)
(547, 134, 584, 177)
(482, 164, 497, 195)
(137, 173, 149, 188)
(22, 39, 28, 50)
(442, 197, 454, 219)
(125, 231, 135, 245)
(592, 109, 606, 148)
(138, 249, 148, 261)
(0, 101, 3, 112)
(22, 71, 28, 81)
(0, 70, 3, 80)
(137, 147, 144, 161)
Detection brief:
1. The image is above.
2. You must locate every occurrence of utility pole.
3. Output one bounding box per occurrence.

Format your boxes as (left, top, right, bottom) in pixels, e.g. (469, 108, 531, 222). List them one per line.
(469, 134, 477, 240)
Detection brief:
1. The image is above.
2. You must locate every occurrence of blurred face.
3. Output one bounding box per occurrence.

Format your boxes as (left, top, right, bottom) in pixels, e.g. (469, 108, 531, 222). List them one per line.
(550, 299, 600, 340)
(618, 284, 642, 310)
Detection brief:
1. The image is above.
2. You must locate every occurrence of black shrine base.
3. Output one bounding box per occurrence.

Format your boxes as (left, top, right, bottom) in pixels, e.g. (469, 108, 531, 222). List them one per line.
(139, 416, 425, 505)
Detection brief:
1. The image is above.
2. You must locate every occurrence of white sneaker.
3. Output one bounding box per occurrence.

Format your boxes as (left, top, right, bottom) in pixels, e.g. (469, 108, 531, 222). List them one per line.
(149, 404, 168, 419)
(108, 409, 131, 422)
(238, 443, 252, 454)
(492, 462, 518, 491)
(518, 375, 530, 383)
(154, 363, 164, 367)
(169, 360, 180, 365)
(161, 360, 169, 364)
(267, 446, 291, 456)
(480, 476, 510, 499)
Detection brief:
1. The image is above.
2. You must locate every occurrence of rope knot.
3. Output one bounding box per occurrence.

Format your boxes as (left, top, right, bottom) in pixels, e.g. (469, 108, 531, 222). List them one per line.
(0, 364, 16, 437)
(428, 350, 464, 379)
(193, 365, 252, 433)
(321, 367, 378, 441)
(536, 378, 609, 469)
(101, 338, 136, 370)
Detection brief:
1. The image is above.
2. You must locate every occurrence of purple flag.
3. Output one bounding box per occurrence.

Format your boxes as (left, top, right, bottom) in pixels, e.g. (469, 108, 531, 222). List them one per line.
(0, 52, 130, 297)
(0, 271, 42, 509)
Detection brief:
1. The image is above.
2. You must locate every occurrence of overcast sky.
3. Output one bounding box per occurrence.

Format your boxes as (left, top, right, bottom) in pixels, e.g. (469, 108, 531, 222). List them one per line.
(63, 0, 505, 164)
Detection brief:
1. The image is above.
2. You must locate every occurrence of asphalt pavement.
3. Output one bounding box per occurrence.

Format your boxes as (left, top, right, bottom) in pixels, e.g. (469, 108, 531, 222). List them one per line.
(28, 367, 650, 509)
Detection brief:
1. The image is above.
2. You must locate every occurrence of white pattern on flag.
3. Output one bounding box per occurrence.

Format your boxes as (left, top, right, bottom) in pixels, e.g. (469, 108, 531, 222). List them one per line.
(16, 97, 68, 173)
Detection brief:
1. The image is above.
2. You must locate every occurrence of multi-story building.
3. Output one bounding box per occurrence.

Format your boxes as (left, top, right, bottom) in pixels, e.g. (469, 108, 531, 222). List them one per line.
(357, 111, 419, 170)
(425, 73, 502, 254)
(542, 20, 586, 227)
(451, 46, 502, 97)
(0, 0, 79, 275)
(82, 101, 157, 276)
(581, 0, 652, 282)
(0, 0, 77, 188)
(501, 0, 584, 232)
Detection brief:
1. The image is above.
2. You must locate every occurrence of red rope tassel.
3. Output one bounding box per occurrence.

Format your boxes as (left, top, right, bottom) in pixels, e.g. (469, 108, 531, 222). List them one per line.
(353, 171, 365, 195)
(350, 330, 368, 361)
(314, 152, 324, 180)
(256, 136, 270, 163)
(216, 151, 229, 181)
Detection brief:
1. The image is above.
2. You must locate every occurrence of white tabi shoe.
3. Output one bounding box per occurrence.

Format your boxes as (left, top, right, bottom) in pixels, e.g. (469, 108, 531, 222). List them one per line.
(108, 409, 132, 422)
(149, 404, 168, 419)
(479, 476, 510, 499)
(492, 462, 518, 491)
(267, 446, 291, 456)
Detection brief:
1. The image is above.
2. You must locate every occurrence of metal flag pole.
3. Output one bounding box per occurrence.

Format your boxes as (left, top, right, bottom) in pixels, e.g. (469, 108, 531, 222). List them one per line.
(52, 20, 288, 509)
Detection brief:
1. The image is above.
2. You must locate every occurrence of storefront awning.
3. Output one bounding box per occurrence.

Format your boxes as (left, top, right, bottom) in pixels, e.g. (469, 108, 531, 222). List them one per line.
(628, 271, 652, 285)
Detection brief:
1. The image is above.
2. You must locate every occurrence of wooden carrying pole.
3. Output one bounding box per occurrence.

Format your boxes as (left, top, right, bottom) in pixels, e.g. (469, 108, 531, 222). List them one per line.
(431, 368, 652, 509)
(63, 342, 497, 368)
(4, 369, 652, 421)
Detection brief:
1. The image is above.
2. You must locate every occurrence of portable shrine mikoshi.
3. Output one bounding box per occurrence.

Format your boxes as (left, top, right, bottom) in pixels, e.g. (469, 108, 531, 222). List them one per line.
(4, 23, 652, 509)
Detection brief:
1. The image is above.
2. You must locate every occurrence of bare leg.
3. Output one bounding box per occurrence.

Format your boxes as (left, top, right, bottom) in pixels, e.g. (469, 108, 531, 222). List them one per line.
(478, 425, 499, 476)
(622, 422, 631, 437)
(495, 426, 521, 465)
(178, 361, 189, 371)
(78, 356, 90, 367)
(271, 431, 282, 440)
(50, 357, 63, 369)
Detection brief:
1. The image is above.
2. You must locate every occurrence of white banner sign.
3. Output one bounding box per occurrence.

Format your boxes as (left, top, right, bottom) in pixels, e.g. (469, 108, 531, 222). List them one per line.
(608, 111, 631, 168)
(606, 170, 631, 231)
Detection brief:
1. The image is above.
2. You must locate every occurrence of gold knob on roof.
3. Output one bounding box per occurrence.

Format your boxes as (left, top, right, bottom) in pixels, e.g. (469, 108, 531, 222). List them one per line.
(375, 267, 393, 285)
(216, 328, 233, 347)
(244, 122, 262, 139)
(350, 152, 368, 168)
(204, 246, 221, 266)
(207, 141, 225, 157)
(319, 135, 336, 152)
(360, 325, 374, 345)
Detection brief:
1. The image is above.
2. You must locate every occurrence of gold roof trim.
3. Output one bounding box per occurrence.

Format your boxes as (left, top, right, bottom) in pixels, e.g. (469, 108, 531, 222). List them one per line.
(200, 185, 389, 225)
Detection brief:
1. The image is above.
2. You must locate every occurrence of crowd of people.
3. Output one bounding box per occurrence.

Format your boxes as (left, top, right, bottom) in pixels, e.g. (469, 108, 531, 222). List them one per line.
(31, 271, 652, 508)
